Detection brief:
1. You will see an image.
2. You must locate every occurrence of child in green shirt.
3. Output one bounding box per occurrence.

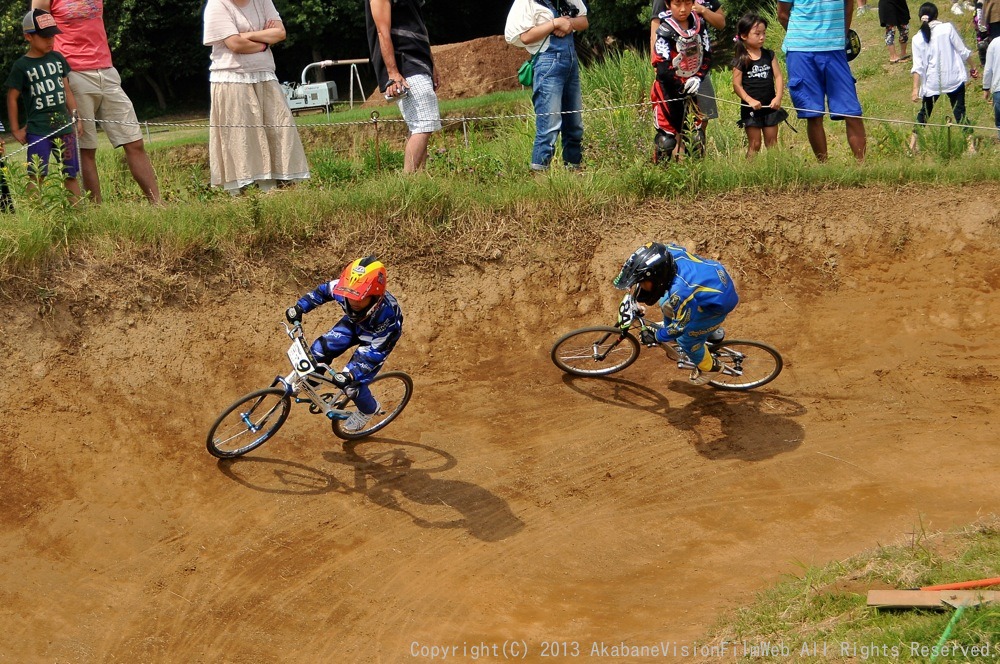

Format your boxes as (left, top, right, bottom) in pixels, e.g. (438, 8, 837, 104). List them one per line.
(5, 9, 81, 201)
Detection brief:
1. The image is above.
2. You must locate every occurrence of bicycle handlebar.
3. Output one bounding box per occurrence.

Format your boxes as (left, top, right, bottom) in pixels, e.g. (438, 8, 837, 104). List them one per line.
(282, 320, 338, 377)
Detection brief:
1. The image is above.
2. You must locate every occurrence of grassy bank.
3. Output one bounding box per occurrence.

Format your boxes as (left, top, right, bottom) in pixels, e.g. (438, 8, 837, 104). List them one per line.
(704, 518, 1000, 662)
(1, 1, 997, 277)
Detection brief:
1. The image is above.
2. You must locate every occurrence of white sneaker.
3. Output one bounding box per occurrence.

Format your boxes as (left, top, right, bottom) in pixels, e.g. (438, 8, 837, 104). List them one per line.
(343, 402, 379, 432)
(689, 369, 713, 385)
(952, 2, 965, 14)
(963, 1, 975, 10)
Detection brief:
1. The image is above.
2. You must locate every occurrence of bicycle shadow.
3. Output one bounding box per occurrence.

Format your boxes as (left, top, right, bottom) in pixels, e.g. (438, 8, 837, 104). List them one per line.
(215, 439, 524, 542)
(560, 374, 805, 461)
(323, 438, 525, 543)
(216, 456, 344, 495)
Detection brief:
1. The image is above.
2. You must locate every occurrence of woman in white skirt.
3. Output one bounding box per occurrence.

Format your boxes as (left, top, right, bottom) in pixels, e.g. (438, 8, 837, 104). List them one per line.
(203, 0, 309, 194)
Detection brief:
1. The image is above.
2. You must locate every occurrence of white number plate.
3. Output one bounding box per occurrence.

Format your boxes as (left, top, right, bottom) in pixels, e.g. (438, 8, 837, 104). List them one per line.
(617, 294, 638, 329)
(287, 339, 315, 376)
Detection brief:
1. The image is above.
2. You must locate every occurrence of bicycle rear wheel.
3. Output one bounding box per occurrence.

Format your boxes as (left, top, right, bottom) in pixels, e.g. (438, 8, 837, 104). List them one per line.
(206, 388, 291, 458)
(332, 371, 413, 441)
(551, 326, 641, 377)
(708, 340, 783, 391)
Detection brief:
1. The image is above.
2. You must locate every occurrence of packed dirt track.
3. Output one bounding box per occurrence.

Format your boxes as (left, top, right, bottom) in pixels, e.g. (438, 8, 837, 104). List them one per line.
(2, 183, 999, 662)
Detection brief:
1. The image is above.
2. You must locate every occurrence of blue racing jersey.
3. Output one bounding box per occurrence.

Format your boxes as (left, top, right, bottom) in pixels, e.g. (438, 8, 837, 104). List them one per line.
(657, 244, 739, 336)
(295, 280, 403, 382)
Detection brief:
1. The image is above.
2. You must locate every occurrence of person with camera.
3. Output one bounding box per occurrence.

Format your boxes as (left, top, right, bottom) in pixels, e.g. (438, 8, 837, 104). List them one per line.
(505, 0, 589, 172)
(366, 0, 441, 173)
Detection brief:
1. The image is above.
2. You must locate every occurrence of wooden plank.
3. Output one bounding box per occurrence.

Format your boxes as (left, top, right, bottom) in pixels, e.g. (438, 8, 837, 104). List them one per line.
(867, 590, 1000, 608)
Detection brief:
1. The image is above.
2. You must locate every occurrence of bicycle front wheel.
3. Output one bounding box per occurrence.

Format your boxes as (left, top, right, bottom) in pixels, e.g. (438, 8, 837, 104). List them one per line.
(206, 388, 291, 458)
(551, 326, 641, 377)
(332, 371, 413, 441)
(708, 340, 783, 391)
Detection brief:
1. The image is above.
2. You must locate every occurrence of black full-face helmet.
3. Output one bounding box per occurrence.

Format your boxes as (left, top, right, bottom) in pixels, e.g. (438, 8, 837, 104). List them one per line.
(613, 242, 677, 305)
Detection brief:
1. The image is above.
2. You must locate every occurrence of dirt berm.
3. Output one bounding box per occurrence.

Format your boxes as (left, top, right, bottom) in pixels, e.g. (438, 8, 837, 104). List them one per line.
(1, 184, 998, 662)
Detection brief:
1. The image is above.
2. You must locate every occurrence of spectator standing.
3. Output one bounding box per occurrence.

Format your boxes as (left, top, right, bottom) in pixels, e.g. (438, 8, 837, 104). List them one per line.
(732, 13, 787, 157)
(651, 0, 712, 161)
(880, 0, 911, 63)
(778, 0, 867, 161)
(202, 0, 310, 195)
(909, 2, 974, 152)
(6, 9, 82, 202)
(983, 0, 1000, 38)
(651, 0, 724, 137)
(974, 0, 994, 64)
(31, 0, 160, 204)
(0, 115, 10, 213)
(981, 30, 1000, 138)
(366, 0, 441, 173)
(506, 0, 589, 172)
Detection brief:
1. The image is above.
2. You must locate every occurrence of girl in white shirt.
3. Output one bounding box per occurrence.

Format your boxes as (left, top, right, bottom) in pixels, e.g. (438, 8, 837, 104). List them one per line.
(910, 2, 974, 151)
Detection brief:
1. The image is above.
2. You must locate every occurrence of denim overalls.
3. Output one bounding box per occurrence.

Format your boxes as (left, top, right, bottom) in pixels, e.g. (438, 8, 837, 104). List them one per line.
(530, 0, 584, 170)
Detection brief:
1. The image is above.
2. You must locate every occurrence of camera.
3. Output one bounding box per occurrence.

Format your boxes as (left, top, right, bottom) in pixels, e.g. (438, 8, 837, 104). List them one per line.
(384, 79, 410, 102)
(559, 3, 580, 18)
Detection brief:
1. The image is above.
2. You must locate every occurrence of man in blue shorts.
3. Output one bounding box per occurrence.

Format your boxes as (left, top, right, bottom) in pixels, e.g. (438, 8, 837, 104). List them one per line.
(778, 0, 867, 160)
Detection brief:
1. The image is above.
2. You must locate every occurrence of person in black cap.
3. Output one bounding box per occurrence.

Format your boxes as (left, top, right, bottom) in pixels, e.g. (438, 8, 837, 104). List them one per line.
(5, 9, 82, 202)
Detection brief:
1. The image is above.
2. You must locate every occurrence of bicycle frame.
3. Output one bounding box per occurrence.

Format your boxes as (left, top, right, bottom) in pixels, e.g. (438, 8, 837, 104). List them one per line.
(616, 292, 742, 378)
(272, 322, 352, 422)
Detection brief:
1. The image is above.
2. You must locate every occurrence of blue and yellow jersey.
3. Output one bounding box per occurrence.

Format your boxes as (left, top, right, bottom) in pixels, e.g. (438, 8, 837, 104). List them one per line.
(658, 244, 739, 334)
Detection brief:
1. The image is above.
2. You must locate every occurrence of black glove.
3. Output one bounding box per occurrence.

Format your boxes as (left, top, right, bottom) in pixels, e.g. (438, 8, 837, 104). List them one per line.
(285, 304, 303, 324)
(331, 371, 352, 388)
(639, 325, 660, 346)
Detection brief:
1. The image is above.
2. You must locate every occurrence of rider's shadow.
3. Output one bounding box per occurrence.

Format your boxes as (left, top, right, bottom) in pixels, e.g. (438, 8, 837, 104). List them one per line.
(561, 374, 805, 461)
(323, 438, 525, 543)
(215, 441, 524, 542)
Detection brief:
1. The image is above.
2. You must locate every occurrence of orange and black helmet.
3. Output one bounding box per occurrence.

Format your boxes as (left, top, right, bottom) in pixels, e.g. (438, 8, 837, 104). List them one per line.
(333, 256, 387, 321)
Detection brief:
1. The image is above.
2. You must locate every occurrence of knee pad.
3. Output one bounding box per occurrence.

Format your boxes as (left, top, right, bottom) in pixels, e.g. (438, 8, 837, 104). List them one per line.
(655, 131, 677, 154)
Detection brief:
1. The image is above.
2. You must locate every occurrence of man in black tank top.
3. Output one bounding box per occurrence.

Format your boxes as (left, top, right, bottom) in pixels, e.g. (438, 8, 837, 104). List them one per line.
(365, 0, 442, 172)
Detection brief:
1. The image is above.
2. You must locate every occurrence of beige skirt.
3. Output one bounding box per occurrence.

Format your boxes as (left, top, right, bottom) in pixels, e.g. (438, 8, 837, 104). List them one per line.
(209, 80, 310, 191)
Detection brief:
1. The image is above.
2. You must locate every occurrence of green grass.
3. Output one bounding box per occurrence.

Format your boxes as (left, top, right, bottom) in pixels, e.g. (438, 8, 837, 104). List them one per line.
(0, 0, 997, 275)
(705, 518, 1000, 662)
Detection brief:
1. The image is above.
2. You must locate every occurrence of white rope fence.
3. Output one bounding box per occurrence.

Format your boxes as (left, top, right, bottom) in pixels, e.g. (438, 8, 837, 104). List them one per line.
(2, 91, 995, 163)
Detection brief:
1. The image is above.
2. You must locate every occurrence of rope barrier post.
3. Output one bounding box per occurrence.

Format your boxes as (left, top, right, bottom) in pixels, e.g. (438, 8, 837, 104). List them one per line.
(145, 121, 151, 143)
(462, 115, 468, 148)
(370, 111, 381, 173)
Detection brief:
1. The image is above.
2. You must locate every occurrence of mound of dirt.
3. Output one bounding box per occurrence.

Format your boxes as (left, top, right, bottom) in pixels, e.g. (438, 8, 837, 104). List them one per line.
(2, 184, 1000, 661)
(365, 35, 527, 105)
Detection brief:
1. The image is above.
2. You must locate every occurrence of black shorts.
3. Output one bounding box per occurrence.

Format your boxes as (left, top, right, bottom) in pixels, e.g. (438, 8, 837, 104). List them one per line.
(737, 105, 788, 128)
